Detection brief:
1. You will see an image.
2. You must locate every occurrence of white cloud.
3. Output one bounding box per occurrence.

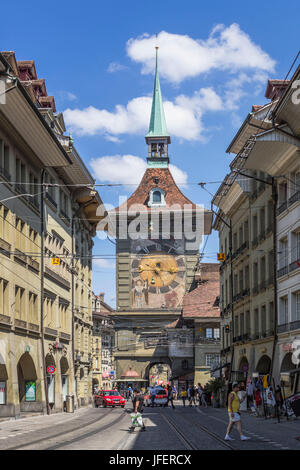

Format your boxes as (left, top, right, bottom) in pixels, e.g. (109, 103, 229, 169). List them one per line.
(93, 258, 114, 269)
(89, 154, 188, 187)
(64, 87, 223, 141)
(126, 25, 276, 84)
(56, 90, 77, 102)
(107, 62, 128, 73)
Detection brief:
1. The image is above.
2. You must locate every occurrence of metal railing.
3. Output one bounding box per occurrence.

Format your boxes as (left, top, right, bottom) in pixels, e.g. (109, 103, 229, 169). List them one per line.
(288, 190, 300, 207)
(277, 265, 288, 278)
(0, 167, 11, 181)
(278, 320, 300, 333)
(277, 201, 287, 216)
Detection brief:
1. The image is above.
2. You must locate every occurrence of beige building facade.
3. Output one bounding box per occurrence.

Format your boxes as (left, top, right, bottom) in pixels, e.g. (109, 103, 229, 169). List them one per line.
(0, 52, 102, 416)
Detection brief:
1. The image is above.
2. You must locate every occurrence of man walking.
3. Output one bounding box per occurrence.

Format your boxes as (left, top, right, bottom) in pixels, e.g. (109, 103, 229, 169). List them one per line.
(164, 385, 175, 409)
(150, 386, 156, 408)
(225, 382, 250, 441)
(189, 385, 197, 407)
(129, 388, 146, 432)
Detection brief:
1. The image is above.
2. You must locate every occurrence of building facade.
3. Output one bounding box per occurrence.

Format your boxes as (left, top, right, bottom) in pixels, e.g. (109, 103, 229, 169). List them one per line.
(92, 292, 115, 391)
(0, 51, 102, 416)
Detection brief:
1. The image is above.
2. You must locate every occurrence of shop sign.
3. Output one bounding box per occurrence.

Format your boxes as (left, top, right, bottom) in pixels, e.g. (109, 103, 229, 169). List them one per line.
(25, 381, 36, 401)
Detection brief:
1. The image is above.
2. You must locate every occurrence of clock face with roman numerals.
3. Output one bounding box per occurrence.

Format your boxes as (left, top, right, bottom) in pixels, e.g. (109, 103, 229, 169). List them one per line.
(130, 239, 186, 308)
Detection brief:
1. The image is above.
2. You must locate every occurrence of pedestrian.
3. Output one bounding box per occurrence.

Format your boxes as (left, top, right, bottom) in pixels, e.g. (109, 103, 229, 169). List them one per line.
(164, 385, 175, 409)
(189, 385, 196, 406)
(172, 384, 177, 400)
(129, 388, 146, 432)
(225, 382, 250, 441)
(197, 383, 203, 406)
(187, 385, 191, 402)
(180, 387, 187, 407)
(150, 386, 156, 408)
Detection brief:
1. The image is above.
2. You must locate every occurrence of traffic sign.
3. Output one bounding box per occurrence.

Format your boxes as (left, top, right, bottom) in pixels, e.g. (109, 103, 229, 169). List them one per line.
(47, 365, 55, 374)
(217, 253, 226, 262)
(52, 258, 61, 265)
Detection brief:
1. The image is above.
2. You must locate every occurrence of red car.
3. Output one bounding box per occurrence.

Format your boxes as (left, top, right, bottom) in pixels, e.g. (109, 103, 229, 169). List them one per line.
(94, 390, 125, 408)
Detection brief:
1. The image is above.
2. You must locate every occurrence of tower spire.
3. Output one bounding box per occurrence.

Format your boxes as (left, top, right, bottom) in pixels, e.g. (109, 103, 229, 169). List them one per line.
(145, 47, 170, 167)
(146, 46, 169, 139)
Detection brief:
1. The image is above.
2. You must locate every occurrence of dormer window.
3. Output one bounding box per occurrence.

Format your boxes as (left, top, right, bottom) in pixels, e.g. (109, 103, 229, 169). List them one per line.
(148, 188, 166, 207)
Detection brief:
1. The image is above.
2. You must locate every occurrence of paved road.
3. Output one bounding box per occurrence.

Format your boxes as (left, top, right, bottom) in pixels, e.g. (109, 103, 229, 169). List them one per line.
(1, 402, 300, 450)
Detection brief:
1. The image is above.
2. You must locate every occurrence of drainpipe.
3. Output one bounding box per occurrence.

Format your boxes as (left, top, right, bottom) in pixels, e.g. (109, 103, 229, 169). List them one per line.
(40, 169, 50, 415)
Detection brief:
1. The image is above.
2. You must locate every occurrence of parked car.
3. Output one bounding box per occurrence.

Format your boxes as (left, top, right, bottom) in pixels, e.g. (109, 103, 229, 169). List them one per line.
(94, 390, 125, 408)
(144, 386, 168, 407)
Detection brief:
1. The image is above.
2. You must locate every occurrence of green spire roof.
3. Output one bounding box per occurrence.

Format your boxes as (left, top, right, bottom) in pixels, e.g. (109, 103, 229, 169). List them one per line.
(146, 47, 170, 138)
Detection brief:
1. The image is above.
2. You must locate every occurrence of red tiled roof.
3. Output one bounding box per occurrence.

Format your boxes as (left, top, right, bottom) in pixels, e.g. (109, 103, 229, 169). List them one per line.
(182, 264, 220, 318)
(116, 167, 197, 212)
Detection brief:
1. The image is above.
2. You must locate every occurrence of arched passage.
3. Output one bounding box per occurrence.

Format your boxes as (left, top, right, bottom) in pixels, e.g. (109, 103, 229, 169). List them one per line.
(0, 353, 8, 405)
(256, 355, 271, 375)
(17, 353, 38, 406)
(147, 362, 171, 387)
(239, 356, 249, 372)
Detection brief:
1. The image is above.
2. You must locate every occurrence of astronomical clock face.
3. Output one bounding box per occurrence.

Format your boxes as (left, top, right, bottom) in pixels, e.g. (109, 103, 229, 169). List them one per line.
(130, 239, 186, 309)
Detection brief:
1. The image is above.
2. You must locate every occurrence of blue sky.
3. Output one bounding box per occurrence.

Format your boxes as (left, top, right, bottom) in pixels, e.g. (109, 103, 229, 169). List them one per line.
(1, 0, 299, 307)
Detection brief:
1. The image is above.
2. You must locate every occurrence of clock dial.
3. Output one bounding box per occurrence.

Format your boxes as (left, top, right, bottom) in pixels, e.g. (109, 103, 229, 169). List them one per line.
(138, 252, 178, 288)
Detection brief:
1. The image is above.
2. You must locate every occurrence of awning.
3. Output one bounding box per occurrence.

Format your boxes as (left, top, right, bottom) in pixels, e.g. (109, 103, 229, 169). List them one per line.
(244, 128, 300, 176)
(114, 378, 148, 382)
(227, 113, 272, 155)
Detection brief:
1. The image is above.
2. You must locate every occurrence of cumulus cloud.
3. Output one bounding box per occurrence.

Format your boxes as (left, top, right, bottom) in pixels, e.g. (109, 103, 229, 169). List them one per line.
(93, 258, 114, 269)
(89, 154, 188, 187)
(107, 62, 128, 73)
(126, 25, 275, 84)
(64, 87, 223, 141)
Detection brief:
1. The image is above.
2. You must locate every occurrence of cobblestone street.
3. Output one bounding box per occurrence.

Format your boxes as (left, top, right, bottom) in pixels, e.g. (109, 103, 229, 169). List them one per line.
(1, 402, 300, 450)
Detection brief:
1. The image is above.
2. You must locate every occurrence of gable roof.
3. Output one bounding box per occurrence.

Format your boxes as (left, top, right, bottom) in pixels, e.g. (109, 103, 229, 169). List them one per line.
(182, 263, 220, 319)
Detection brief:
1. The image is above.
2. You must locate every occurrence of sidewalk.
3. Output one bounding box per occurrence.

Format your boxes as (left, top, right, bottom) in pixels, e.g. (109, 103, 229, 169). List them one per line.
(195, 405, 300, 449)
(0, 405, 94, 441)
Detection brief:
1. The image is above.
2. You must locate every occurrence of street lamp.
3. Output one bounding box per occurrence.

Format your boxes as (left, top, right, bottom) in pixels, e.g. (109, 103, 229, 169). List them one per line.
(0, 193, 35, 203)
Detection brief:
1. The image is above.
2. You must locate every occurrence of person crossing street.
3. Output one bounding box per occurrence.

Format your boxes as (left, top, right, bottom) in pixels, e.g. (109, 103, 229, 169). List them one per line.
(225, 382, 250, 441)
(129, 389, 146, 432)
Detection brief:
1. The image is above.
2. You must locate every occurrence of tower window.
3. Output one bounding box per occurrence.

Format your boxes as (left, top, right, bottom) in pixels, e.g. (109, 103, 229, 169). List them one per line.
(153, 191, 161, 203)
(148, 188, 166, 207)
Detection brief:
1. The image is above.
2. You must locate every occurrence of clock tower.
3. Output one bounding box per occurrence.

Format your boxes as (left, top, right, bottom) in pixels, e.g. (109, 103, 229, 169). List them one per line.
(113, 48, 212, 387)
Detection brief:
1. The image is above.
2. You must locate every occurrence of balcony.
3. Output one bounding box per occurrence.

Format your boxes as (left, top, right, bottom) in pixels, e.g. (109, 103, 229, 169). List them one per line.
(242, 288, 250, 297)
(0, 166, 11, 181)
(45, 192, 57, 209)
(288, 190, 300, 207)
(44, 327, 58, 337)
(60, 332, 71, 341)
(278, 320, 300, 334)
(0, 237, 11, 257)
(289, 261, 300, 273)
(59, 210, 70, 225)
(15, 319, 27, 329)
(0, 314, 11, 326)
(277, 265, 288, 278)
(277, 201, 287, 216)
(28, 323, 39, 333)
(28, 256, 39, 272)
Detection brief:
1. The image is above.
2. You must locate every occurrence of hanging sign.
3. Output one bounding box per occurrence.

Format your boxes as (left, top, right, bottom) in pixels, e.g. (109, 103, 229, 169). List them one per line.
(52, 258, 61, 265)
(47, 365, 55, 374)
(217, 253, 226, 261)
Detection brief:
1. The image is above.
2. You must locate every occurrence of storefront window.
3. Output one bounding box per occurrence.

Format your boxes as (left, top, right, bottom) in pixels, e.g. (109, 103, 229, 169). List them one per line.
(62, 375, 68, 401)
(47, 375, 55, 403)
(25, 381, 36, 401)
(0, 381, 6, 404)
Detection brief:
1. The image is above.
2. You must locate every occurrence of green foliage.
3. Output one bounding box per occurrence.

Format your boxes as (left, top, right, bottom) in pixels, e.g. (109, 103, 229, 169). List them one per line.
(204, 377, 223, 396)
